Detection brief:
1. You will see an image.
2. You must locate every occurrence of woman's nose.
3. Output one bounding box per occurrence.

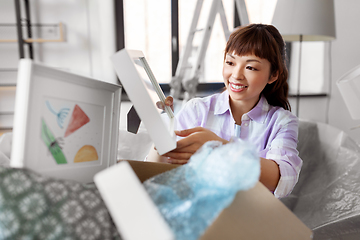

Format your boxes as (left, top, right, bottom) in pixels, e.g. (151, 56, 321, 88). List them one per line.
(232, 67, 244, 80)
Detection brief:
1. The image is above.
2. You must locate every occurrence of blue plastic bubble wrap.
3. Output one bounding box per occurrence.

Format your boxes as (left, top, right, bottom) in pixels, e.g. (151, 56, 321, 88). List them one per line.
(143, 138, 261, 240)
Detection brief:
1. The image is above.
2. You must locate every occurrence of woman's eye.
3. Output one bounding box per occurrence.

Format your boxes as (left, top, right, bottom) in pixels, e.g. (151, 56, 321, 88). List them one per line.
(225, 61, 234, 66)
(246, 66, 257, 71)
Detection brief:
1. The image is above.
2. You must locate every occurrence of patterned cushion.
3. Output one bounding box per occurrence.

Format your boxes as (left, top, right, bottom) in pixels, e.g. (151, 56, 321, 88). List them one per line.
(0, 166, 122, 240)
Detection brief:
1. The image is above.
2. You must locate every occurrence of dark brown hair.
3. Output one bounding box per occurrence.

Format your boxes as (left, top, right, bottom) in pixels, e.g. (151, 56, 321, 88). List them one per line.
(224, 23, 291, 111)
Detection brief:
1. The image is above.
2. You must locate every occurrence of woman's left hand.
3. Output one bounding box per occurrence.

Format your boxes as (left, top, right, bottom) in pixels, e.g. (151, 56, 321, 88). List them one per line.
(163, 127, 228, 164)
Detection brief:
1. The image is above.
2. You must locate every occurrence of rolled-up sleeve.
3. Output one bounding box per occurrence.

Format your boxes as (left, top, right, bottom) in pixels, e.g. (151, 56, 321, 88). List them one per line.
(260, 114, 302, 198)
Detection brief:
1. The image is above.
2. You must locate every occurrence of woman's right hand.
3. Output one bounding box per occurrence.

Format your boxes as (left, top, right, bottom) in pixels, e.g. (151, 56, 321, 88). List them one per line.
(156, 96, 174, 112)
(162, 127, 229, 164)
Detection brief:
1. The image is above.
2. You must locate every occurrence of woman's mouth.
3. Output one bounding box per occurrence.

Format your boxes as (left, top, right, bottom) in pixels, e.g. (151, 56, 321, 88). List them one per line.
(229, 82, 247, 92)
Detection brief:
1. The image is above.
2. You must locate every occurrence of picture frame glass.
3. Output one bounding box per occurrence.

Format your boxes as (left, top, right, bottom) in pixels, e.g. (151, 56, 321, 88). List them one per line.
(133, 57, 174, 119)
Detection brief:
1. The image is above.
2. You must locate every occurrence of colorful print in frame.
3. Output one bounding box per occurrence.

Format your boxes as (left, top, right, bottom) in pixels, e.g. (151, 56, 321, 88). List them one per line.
(40, 98, 104, 168)
(11, 59, 121, 183)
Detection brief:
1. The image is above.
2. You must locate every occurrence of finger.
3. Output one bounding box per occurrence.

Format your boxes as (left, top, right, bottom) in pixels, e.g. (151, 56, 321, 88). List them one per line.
(167, 158, 189, 165)
(175, 127, 204, 137)
(164, 96, 173, 106)
(174, 134, 203, 150)
(164, 96, 174, 111)
(163, 151, 193, 160)
(156, 101, 165, 110)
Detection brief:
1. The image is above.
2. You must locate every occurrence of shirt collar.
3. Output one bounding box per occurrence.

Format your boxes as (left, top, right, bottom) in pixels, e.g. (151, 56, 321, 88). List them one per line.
(246, 95, 269, 124)
(214, 91, 231, 115)
(214, 91, 270, 123)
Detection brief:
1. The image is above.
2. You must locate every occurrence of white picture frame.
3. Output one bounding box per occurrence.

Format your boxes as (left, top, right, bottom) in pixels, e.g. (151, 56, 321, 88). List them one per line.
(11, 59, 122, 183)
(111, 49, 176, 155)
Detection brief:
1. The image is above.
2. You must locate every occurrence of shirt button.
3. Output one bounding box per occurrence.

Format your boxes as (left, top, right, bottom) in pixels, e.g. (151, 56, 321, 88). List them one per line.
(244, 123, 248, 127)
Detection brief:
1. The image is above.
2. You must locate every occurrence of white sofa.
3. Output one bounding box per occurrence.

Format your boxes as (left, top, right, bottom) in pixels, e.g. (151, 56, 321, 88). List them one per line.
(281, 120, 360, 239)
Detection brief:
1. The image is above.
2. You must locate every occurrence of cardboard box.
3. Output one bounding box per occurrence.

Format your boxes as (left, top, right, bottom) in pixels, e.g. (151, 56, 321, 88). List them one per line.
(102, 160, 313, 239)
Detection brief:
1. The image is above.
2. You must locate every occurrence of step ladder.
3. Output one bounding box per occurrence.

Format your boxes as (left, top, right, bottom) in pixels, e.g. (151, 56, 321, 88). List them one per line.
(170, 0, 249, 102)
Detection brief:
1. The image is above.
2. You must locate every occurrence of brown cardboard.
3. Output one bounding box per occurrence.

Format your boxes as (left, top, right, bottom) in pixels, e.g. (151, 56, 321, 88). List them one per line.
(122, 160, 313, 240)
(123, 160, 180, 182)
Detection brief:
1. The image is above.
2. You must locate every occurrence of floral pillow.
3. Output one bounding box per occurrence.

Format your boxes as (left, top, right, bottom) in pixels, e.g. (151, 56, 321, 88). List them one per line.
(0, 166, 122, 240)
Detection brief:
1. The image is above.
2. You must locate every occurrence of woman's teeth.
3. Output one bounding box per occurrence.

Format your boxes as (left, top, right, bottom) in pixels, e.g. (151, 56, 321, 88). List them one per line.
(231, 83, 246, 89)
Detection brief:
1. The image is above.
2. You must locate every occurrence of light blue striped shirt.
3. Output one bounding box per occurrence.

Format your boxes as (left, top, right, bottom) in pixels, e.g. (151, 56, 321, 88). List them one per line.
(175, 91, 302, 198)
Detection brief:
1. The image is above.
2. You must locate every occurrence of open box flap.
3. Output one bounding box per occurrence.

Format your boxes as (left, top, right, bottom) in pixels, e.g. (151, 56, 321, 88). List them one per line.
(123, 160, 312, 240)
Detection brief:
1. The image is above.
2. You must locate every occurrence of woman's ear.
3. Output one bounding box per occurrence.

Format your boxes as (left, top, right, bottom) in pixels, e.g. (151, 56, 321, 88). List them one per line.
(268, 71, 279, 84)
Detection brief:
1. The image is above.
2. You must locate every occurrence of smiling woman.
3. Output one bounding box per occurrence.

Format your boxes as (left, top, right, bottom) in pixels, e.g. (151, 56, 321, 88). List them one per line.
(224, 24, 290, 111)
(148, 24, 302, 199)
(223, 54, 278, 117)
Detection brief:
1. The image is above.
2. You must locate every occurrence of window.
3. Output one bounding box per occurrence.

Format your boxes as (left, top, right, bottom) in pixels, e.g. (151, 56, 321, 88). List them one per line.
(123, 0, 172, 83)
(177, 0, 279, 84)
(121, 0, 327, 95)
(178, 0, 234, 83)
(245, 0, 277, 24)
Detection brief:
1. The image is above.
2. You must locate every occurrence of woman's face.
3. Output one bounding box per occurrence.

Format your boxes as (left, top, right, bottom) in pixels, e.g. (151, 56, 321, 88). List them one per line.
(222, 52, 278, 108)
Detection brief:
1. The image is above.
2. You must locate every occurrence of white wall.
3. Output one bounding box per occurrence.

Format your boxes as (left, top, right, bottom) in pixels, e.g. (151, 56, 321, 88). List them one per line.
(330, 0, 360, 143)
(296, 0, 360, 144)
(0, 0, 117, 134)
(0, 0, 116, 81)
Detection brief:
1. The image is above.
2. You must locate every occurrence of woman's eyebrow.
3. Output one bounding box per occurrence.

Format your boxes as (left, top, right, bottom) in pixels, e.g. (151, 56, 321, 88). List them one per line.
(226, 53, 235, 59)
(246, 59, 261, 63)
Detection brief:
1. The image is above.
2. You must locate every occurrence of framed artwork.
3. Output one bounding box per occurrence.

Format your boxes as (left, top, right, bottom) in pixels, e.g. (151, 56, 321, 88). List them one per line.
(111, 49, 177, 155)
(11, 59, 122, 183)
